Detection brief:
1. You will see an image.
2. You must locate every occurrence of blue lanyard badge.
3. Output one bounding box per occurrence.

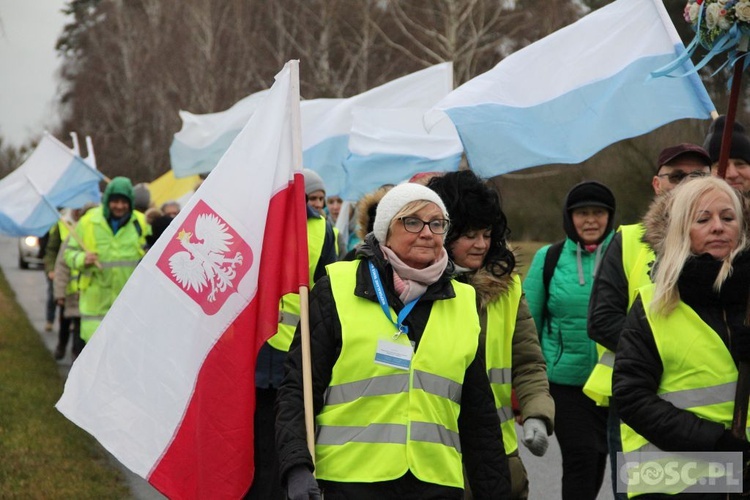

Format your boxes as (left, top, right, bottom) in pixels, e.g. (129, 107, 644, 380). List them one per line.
(368, 261, 420, 340)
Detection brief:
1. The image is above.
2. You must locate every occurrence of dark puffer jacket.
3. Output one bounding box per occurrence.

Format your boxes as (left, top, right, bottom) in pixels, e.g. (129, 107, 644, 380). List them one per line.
(275, 234, 511, 499)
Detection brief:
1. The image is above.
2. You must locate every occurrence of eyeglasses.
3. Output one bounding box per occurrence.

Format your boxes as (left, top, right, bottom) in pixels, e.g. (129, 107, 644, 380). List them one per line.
(399, 216, 450, 234)
(656, 170, 709, 184)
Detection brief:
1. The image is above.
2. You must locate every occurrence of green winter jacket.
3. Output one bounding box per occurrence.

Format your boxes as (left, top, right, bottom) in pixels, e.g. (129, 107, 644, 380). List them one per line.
(524, 233, 614, 386)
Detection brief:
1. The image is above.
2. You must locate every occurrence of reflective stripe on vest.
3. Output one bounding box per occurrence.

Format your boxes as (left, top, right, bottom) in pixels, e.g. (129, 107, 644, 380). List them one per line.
(268, 216, 327, 351)
(316, 260, 478, 487)
(484, 274, 522, 454)
(620, 285, 744, 497)
(99, 260, 140, 268)
(584, 224, 655, 407)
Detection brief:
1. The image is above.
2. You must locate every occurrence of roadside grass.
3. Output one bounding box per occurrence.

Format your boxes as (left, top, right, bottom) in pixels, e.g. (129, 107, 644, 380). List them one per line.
(511, 240, 548, 279)
(0, 269, 130, 499)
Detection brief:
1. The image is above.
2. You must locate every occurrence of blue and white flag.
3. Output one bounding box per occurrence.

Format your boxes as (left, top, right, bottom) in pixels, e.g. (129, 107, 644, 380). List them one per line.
(426, 0, 715, 178)
(302, 62, 454, 195)
(340, 106, 462, 201)
(0, 133, 104, 237)
(170, 63, 454, 191)
(170, 90, 270, 178)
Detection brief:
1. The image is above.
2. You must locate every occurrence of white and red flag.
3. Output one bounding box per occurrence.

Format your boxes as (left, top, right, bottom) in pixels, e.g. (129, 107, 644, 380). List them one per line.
(56, 61, 308, 499)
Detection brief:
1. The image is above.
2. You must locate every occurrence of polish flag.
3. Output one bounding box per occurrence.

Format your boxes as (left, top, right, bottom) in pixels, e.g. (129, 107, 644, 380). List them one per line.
(56, 61, 308, 499)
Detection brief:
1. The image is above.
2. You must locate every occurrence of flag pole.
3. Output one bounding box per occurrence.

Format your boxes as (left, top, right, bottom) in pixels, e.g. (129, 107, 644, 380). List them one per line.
(721, 36, 750, 440)
(288, 60, 316, 460)
(716, 46, 747, 179)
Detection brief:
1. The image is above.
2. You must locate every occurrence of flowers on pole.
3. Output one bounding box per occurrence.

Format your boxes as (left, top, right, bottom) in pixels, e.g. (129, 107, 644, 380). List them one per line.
(684, 0, 750, 50)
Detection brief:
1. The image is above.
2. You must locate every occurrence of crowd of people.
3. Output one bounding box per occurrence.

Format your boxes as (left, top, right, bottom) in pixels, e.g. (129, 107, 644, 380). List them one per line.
(34, 113, 750, 499)
(40, 177, 183, 361)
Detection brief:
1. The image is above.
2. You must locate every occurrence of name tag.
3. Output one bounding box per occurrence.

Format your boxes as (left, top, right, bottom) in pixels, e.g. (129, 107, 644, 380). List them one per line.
(374, 339, 412, 371)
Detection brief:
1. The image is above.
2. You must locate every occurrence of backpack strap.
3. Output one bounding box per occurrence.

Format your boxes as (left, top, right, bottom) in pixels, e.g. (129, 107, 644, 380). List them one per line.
(541, 240, 564, 331)
(542, 240, 564, 294)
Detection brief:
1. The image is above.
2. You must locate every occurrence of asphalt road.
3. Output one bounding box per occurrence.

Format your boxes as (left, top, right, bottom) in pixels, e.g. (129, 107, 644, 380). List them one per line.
(1, 233, 614, 499)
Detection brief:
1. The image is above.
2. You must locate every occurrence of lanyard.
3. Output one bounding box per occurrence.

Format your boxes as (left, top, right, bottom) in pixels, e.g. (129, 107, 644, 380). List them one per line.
(368, 261, 420, 340)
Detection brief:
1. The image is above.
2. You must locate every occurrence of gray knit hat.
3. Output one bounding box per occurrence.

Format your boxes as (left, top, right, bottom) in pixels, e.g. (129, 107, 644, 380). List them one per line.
(373, 183, 449, 243)
(302, 168, 325, 195)
(133, 183, 151, 212)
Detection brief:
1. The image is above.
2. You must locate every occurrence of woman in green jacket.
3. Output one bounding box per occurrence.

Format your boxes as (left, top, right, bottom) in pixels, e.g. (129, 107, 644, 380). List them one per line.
(523, 180, 616, 500)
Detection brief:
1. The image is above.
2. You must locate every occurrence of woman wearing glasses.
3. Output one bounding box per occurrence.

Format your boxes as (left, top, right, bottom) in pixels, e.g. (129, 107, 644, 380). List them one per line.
(276, 182, 511, 500)
(524, 180, 617, 500)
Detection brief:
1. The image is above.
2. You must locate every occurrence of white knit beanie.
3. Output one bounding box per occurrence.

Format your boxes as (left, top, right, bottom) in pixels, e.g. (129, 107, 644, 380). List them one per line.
(302, 168, 326, 195)
(373, 183, 449, 243)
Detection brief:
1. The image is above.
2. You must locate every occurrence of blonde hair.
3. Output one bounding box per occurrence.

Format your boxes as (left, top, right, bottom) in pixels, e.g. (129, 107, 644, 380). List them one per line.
(651, 177, 747, 315)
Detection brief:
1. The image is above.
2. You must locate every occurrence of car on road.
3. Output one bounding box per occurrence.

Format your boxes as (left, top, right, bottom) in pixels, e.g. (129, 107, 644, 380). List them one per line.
(18, 235, 43, 269)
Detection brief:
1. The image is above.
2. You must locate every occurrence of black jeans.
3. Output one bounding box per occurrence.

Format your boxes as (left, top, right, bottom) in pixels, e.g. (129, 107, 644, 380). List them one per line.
(550, 382, 608, 500)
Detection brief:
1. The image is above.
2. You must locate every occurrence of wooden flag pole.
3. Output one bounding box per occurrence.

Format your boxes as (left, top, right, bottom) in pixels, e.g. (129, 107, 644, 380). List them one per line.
(298, 285, 316, 457)
(288, 59, 316, 460)
(716, 57, 746, 179)
(722, 36, 750, 440)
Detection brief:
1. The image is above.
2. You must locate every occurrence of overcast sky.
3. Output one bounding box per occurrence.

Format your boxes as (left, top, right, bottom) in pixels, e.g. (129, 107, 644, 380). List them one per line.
(0, 0, 68, 147)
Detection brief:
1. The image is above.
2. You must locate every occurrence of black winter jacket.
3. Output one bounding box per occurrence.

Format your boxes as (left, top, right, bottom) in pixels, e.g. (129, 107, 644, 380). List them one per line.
(587, 231, 630, 352)
(588, 230, 657, 353)
(275, 235, 511, 499)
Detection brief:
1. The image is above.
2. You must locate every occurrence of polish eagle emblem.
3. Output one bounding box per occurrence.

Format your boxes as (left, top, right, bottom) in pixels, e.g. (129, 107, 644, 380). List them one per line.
(168, 213, 244, 302)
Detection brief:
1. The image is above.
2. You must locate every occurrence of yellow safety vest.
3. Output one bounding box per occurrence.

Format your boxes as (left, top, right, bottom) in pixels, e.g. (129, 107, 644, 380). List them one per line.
(316, 260, 479, 488)
(67, 208, 147, 341)
(485, 274, 523, 454)
(620, 285, 746, 497)
(268, 215, 327, 351)
(58, 219, 70, 242)
(584, 223, 654, 406)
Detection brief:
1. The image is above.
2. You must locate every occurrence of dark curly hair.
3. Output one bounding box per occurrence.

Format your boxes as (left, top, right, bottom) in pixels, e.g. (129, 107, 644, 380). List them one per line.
(427, 170, 515, 278)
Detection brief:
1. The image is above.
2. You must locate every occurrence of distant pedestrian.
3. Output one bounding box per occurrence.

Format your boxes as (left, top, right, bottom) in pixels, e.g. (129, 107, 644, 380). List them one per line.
(524, 180, 616, 500)
(65, 177, 149, 343)
(53, 203, 96, 360)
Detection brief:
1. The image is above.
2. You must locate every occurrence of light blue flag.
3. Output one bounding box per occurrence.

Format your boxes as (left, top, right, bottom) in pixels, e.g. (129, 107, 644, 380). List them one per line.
(170, 90, 270, 178)
(0, 133, 104, 237)
(340, 106, 463, 201)
(302, 62, 454, 196)
(426, 0, 716, 178)
(170, 63, 455, 192)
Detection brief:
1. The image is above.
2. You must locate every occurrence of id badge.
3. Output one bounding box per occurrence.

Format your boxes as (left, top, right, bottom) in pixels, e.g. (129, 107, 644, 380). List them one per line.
(374, 339, 413, 371)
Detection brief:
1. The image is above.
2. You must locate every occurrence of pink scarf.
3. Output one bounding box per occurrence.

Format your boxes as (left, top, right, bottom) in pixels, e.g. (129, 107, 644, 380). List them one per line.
(380, 245, 449, 303)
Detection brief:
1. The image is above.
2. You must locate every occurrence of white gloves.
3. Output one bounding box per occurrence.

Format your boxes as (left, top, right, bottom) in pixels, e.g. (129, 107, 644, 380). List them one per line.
(521, 417, 549, 457)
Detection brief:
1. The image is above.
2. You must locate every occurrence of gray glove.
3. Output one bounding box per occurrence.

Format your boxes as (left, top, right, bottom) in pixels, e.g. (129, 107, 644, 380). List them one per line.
(521, 417, 549, 457)
(286, 465, 321, 500)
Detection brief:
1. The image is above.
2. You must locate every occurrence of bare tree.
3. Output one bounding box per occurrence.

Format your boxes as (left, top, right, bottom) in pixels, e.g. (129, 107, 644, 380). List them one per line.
(376, 0, 586, 84)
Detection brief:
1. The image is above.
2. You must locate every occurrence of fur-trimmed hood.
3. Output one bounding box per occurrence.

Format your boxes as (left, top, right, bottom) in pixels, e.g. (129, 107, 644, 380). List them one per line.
(641, 193, 671, 256)
(459, 264, 515, 308)
(356, 185, 392, 240)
